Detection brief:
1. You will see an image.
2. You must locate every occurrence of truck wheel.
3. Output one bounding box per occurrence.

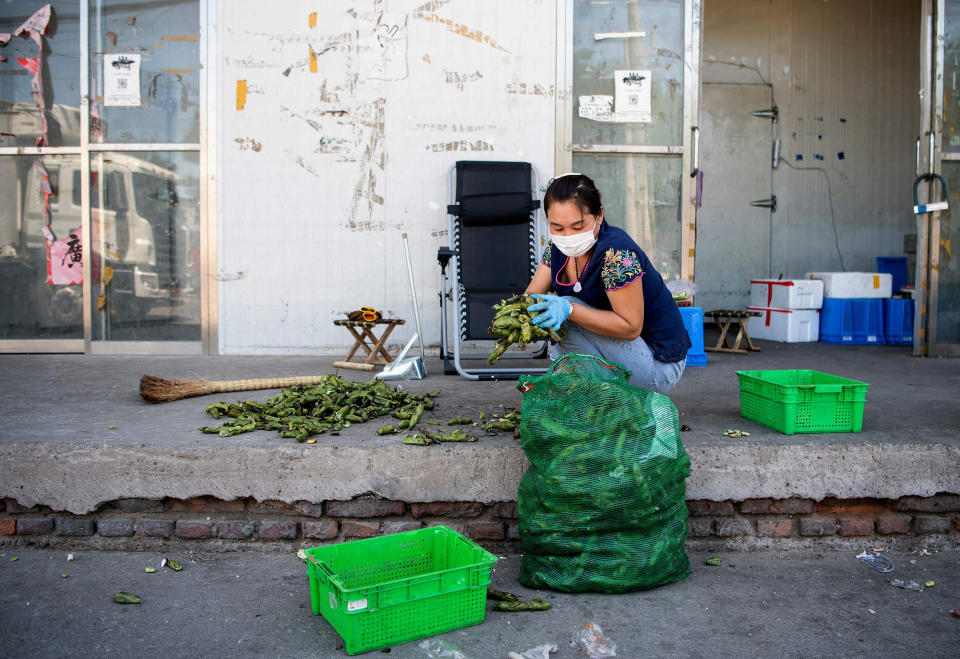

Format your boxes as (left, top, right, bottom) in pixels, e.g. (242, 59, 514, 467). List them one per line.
(48, 286, 83, 325)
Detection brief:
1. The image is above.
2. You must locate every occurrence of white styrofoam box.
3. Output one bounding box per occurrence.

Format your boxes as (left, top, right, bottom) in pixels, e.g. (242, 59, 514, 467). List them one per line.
(805, 272, 892, 298)
(750, 279, 824, 309)
(746, 306, 820, 343)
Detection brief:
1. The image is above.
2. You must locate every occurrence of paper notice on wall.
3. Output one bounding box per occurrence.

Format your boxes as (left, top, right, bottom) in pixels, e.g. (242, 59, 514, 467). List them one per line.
(614, 70, 651, 123)
(578, 95, 616, 122)
(104, 54, 141, 107)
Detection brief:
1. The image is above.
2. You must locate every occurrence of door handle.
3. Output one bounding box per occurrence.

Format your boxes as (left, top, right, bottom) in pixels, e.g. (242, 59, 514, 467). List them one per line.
(916, 136, 921, 177)
(690, 126, 700, 177)
(750, 196, 777, 212)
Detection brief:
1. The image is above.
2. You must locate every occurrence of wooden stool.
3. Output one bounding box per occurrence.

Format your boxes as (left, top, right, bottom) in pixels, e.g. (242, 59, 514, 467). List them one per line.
(704, 309, 762, 354)
(332, 318, 405, 371)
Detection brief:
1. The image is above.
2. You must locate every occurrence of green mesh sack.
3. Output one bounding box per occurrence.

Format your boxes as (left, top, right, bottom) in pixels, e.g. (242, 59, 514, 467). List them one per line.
(516, 353, 691, 593)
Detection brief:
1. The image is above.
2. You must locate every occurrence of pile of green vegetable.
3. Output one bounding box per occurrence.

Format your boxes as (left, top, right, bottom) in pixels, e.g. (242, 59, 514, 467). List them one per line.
(487, 294, 566, 364)
(197, 373, 525, 445)
(199, 375, 438, 443)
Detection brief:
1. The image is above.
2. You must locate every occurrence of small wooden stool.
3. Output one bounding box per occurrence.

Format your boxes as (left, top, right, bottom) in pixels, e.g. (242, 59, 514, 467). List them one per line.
(332, 318, 405, 371)
(704, 309, 762, 354)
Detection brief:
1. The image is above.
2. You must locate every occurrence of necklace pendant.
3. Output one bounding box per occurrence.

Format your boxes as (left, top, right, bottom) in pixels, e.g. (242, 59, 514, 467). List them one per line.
(573, 282, 582, 293)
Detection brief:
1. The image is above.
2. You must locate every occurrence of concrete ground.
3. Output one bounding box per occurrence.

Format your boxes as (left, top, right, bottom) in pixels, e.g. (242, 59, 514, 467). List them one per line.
(1, 338, 958, 515)
(0, 546, 957, 658)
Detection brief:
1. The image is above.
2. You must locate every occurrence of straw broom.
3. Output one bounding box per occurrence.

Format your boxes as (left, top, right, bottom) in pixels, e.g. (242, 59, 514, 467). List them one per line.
(139, 374, 333, 403)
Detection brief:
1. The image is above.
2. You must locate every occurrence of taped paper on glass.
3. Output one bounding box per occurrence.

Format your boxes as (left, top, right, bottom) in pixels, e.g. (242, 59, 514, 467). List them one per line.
(578, 95, 616, 122)
(4, 5, 52, 145)
(104, 54, 141, 107)
(44, 225, 83, 285)
(614, 70, 651, 123)
(0, 4, 51, 47)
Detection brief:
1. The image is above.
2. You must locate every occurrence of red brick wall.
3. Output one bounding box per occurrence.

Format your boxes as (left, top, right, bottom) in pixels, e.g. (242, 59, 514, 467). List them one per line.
(1, 494, 958, 550)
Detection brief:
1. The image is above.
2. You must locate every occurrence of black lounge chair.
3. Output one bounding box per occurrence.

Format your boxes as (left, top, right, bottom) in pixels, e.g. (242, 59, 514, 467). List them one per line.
(437, 160, 549, 380)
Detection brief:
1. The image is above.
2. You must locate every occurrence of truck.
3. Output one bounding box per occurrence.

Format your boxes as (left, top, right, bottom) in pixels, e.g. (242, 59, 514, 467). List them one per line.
(0, 102, 196, 333)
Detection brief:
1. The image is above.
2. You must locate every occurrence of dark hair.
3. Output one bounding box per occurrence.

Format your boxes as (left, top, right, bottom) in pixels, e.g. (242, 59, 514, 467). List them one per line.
(543, 173, 602, 217)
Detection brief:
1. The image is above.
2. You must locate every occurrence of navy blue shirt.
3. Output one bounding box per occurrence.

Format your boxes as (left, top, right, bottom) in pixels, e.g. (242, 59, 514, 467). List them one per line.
(543, 221, 691, 363)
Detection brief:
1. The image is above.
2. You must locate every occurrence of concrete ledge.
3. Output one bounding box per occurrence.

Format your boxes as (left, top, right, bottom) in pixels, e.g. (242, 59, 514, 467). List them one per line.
(2, 345, 958, 518)
(2, 440, 960, 515)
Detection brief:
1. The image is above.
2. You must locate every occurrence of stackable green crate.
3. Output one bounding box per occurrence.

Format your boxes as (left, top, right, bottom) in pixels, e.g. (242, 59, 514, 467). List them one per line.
(304, 526, 497, 655)
(736, 370, 869, 434)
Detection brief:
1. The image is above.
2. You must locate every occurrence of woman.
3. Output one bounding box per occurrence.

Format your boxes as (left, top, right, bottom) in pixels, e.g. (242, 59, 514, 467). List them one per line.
(525, 173, 691, 393)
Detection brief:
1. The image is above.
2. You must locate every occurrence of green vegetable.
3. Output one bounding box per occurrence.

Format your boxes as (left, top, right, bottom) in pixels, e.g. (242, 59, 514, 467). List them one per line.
(165, 559, 182, 571)
(377, 425, 398, 435)
(705, 557, 723, 567)
(487, 294, 566, 364)
(113, 592, 142, 604)
(402, 428, 477, 445)
(446, 416, 473, 425)
(9, 556, 17, 562)
(494, 598, 551, 612)
(485, 420, 515, 431)
(145, 567, 156, 573)
(487, 588, 520, 602)
(60, 573, 68, 578)
(198, 375, 437, 443)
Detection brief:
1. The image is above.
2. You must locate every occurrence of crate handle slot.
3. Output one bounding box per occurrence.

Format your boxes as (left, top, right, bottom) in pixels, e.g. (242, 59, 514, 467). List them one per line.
(797, 385, 815, 402)
(307, 555, 336, 580)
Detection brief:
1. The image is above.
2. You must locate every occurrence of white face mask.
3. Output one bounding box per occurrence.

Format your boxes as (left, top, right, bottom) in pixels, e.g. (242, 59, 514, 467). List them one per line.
(550, 218, 599, 258)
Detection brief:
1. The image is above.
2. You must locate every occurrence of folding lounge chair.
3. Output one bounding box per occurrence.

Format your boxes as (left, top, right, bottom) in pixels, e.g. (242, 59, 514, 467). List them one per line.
(437, 160, 549, 380)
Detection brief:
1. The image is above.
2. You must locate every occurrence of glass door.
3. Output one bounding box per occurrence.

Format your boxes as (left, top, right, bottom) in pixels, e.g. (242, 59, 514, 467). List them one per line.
(87, 0, 202, 352)
(931, 0, 960, 357)
(560, 0, 700, 283)
(0, 2, 84, 351)
(0, 0, 206, 354)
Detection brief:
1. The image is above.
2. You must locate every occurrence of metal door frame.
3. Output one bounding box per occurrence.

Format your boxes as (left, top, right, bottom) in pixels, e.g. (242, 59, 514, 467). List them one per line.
(0, 0, 214, 355)
(919, 0, 959, 357)
(556, 0, 701, 282)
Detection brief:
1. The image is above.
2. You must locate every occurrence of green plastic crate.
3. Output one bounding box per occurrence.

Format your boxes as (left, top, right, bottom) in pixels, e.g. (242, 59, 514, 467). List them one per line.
(304, 526, 497, 655)
(736, 370, 869, 434)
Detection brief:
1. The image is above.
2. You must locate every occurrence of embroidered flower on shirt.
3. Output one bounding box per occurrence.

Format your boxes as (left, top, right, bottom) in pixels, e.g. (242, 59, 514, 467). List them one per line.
(540, 244, 552, 267)
(602, 248, 644, 290)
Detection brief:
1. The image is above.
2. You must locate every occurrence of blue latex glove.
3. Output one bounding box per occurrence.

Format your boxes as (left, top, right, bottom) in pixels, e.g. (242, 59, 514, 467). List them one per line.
(527, 294, 572, 332)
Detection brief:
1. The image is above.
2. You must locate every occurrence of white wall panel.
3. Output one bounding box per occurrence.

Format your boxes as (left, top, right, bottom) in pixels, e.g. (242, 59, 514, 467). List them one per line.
(219, 0, 556, 354)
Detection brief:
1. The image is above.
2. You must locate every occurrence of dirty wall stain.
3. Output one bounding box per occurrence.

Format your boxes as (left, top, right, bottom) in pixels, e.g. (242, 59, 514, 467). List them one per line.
(234, 137, 262, 152)
(443, 70, 483, 91)
(413, 7, 509, 53)
(505, 82, 556, 97)
(414, 123, 497, 132)
(425, 140, 495, 152)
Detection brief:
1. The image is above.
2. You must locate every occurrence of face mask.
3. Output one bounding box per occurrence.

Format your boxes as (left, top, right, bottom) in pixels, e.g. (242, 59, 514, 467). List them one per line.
(551, 218, 599, 257)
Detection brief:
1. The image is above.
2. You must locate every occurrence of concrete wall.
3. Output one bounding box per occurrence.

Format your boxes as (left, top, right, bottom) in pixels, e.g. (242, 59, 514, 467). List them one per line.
(701, 0, 920, 279)
(218, 0, 557, 354)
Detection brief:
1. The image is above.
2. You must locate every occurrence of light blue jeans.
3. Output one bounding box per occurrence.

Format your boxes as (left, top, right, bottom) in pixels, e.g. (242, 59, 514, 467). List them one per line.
(548, 300, 686, 394)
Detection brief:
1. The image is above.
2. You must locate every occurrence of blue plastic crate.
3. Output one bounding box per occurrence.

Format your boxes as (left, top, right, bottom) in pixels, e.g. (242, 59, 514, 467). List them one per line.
(883, 298, 914, 345)
(876, 257, 908, 294)
(679, 306, 707, 366)
(820, 298, 884, 345)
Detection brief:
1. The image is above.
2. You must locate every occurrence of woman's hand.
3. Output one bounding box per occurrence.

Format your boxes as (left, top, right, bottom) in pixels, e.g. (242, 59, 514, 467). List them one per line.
(527, 294, 572, 331)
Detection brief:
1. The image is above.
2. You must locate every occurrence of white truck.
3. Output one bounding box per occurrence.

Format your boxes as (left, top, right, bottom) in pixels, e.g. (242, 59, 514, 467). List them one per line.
(0, 103, 195, 329)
